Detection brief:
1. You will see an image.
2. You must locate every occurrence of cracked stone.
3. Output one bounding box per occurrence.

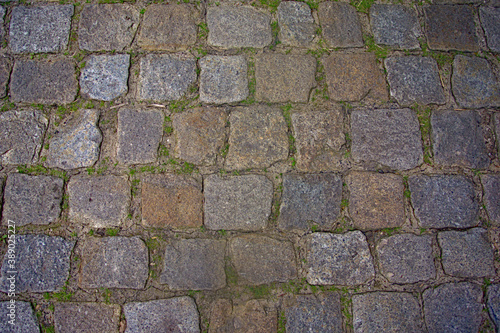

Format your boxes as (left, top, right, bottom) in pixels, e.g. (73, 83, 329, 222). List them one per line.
(0, 301, 40, 333)
(285, 293, 342, 333)
(277, 1, 316, 47)
(370, 4, 421, 49)
(55, 303, 120, 333)
(482, 174, 500, 226)
(318, 2, 363, 48)
(0, 56, 11, 98)
(480, 7, 500, 53)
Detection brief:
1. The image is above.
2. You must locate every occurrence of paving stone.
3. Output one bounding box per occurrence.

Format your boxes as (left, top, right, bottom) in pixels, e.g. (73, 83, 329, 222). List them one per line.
(46, 109, 102, 170)
(68, 175, 130, 228)
(255, 54, 316, 103)
(0, 301, 40, 333)
(377, 234, 435, 283)
(0, 7, 5, 41)
(199, 56, 248, 104)
(483, 174, 500, 226)
(204, 174, 273, 231)
(79, 4, 139, 51)
(452, 55, 500, 108)
(496, 113, 500, 154)
(488, 284, 500, 333)
(0, 110, 47, 165)
(347, 172, 405, 231)
(285, 293, 342, 333)
(0, 56, 11, 98)
(385, 56, 445, 106)
(207, 6, 272, 48)
(124, 297, 199, 333)
(229, 235, 297, 285)
(323, 53, 387, 102)
(306, 231, 375, 286)
(370, 4, 421, 49)
(160, 238, 226, 290)
(353, 292, 425, 333)
(0, 234, 74, 293)
(424, 5, 478, 51)
(9, 5, 73, 54)
(138, 53, 197, 102)
(172, 108, 227, 166)
(480, 7, 500, 53)
(318, 2, 363, 48)
(116, 108, 163, 165)
(423, 282, 482, 333)
(431, 110, 490, 169)
(138, 4, 197, 51)
(278, 173, 343, 231)
(141, 174, 203, 229)
(277, 1, 315, 47)
(225, 106, 288, 170)
(2, 173, 63, 226)
(54, 302, 120, 333)
(409, 174, 478, 229)
(438, 228, 495, 278)
(79, 236, 148, 289)
(10, 59, 77, 104)
(80, 54, 130, 101)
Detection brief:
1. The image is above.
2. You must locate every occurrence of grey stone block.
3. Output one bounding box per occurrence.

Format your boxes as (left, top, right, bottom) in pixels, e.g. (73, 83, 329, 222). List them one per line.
(0, 56, 11, 98)
(318, 2, 363, 48)
(480, 7, 500, 53)
(488, 284, 500, 333)
(370, 4, 421, 49)
(285, 293, 342, 333)
(0, 301, 40, 333)
(54, 303, 120, 333)
(277, 1, 315, 47)
(0, 7, 5, 42)
(483, 174, 500, 226)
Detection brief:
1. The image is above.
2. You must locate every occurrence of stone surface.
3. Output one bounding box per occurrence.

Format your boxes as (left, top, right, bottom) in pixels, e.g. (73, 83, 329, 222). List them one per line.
(46, 109, 102, 170)
(347, 172, 405, 231)
(0, 7, 5, 41)
(80, 54, 130, 101)
(0, 234, 74, 292)
(255, 54, 316, 103)
(385, 56, 445, 106)
(225, 107, 288, 170)
(9, 5, 73, 54)
(68, 175, 130, 228)
(370, 4, 421, 49)
(318, 2, 363, 48)
(229, 235, 297, 285)
(0, 56, 11, 98)
(2, 173, 63, 226)
(138, 53, 197, 101)
(306, 231, 375, 286)
(377, 234, 435, 283)
(124, 297, 200, 333)
(142, 174, 203, 229)
(0, 301, 40, 333)
(423, 283, 482, 333)
(488, 284, 500, 333)
(438, 228, 495, 278)
(483, 174, 500, 226)
(116, 108, 163, 165)
(160, 238, 226, 290)
(204, 174, 273, 231)
(278, 173, 343, 230)
(409, 174, 478, 229)
(54, 303, 120, 333)
(496, 114, 500, 155)
(199, 56, 248, 104)
(432, 110, 490, 169)
(207, 6, 272, 48)
(323, 53, 387, 102)
(10, 59, 77, 104)
(285, 293, 342, 333)
(480, 7, 500, 53)
(79, 4, 139, 51)
(277, 1, 315, 47)
(79, 237, 148, 289)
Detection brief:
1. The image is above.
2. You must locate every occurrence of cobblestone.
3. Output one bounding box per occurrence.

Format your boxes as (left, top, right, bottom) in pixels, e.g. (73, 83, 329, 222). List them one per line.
(54, 303, 120, 333)
(318, 2, 363, 48)
(488, 284, 500, 332)
(0, 301, 40, 333)
(285, 293, 342, 333)
(0, 56, 10, 98)
(209, 299, 276, 333)
(480, 7, 500, 53)
(370, 4, 421, 49)
(482, 174, 500, 226)
(277, 1, 315, 47)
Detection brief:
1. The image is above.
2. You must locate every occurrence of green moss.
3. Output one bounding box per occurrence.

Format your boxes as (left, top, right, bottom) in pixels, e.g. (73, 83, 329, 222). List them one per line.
(364, 34, 389, 59)
(350, 0, 374, 13)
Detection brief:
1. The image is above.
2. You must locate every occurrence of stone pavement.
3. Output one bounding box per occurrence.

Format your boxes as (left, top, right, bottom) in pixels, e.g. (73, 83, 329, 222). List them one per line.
(0, 0, 499, 332)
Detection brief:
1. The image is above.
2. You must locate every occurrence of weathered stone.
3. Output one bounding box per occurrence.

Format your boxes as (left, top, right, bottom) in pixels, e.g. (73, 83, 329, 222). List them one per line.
(124, 297, 200, 333)
(347, 172, 405, 231)
(225, 107, 288, 170)
(68, 175, 130, 228)
(204, 174, 273, 231)
(353, 292, 425, 333)
(207, 6, 272, 48)
(229, 235, 297, 285)
(2, 173, 63, 226)
(138, 4, 197, 51)
(431, 110, 490, 169)
(79, 4, 139, 51)
(306, 231, 375, 286)
(80, 54, 130, 101)
(385, 56, 445, 106)
(277, 1, 315, 47)
(79, 237, 148, 289)
(377, 234, 435, 283)
(488, 284, 500, 333)
(10, 59, 77, 104)
(483, 174, 500, 226)
(496, 113, 500, 155)
(160, 238, 226, 290)
(318, 2, 363, 48)
(0, 56, 11, 98)
(116, 108, 163, 165)
(0, 7, 5, 41)
(138, 53, 197, 102)
(480, 7, 500, 53)
(370, 4, 421, 49)
(199, 56, 248, 104)
(9, 5, 73, 53)
(0, 234, 74, 293)
(0, 301, 40, 333)
(285, 293, 342, 333)
(278, 173, 342, 230)
(438, 228, 495, 278)
(409, 174, 478, 229)
(54, 303, 120, 333)
(255, 54, 316, 103)
(46, 109, 102, 170)
(423, 283, 482, 333)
